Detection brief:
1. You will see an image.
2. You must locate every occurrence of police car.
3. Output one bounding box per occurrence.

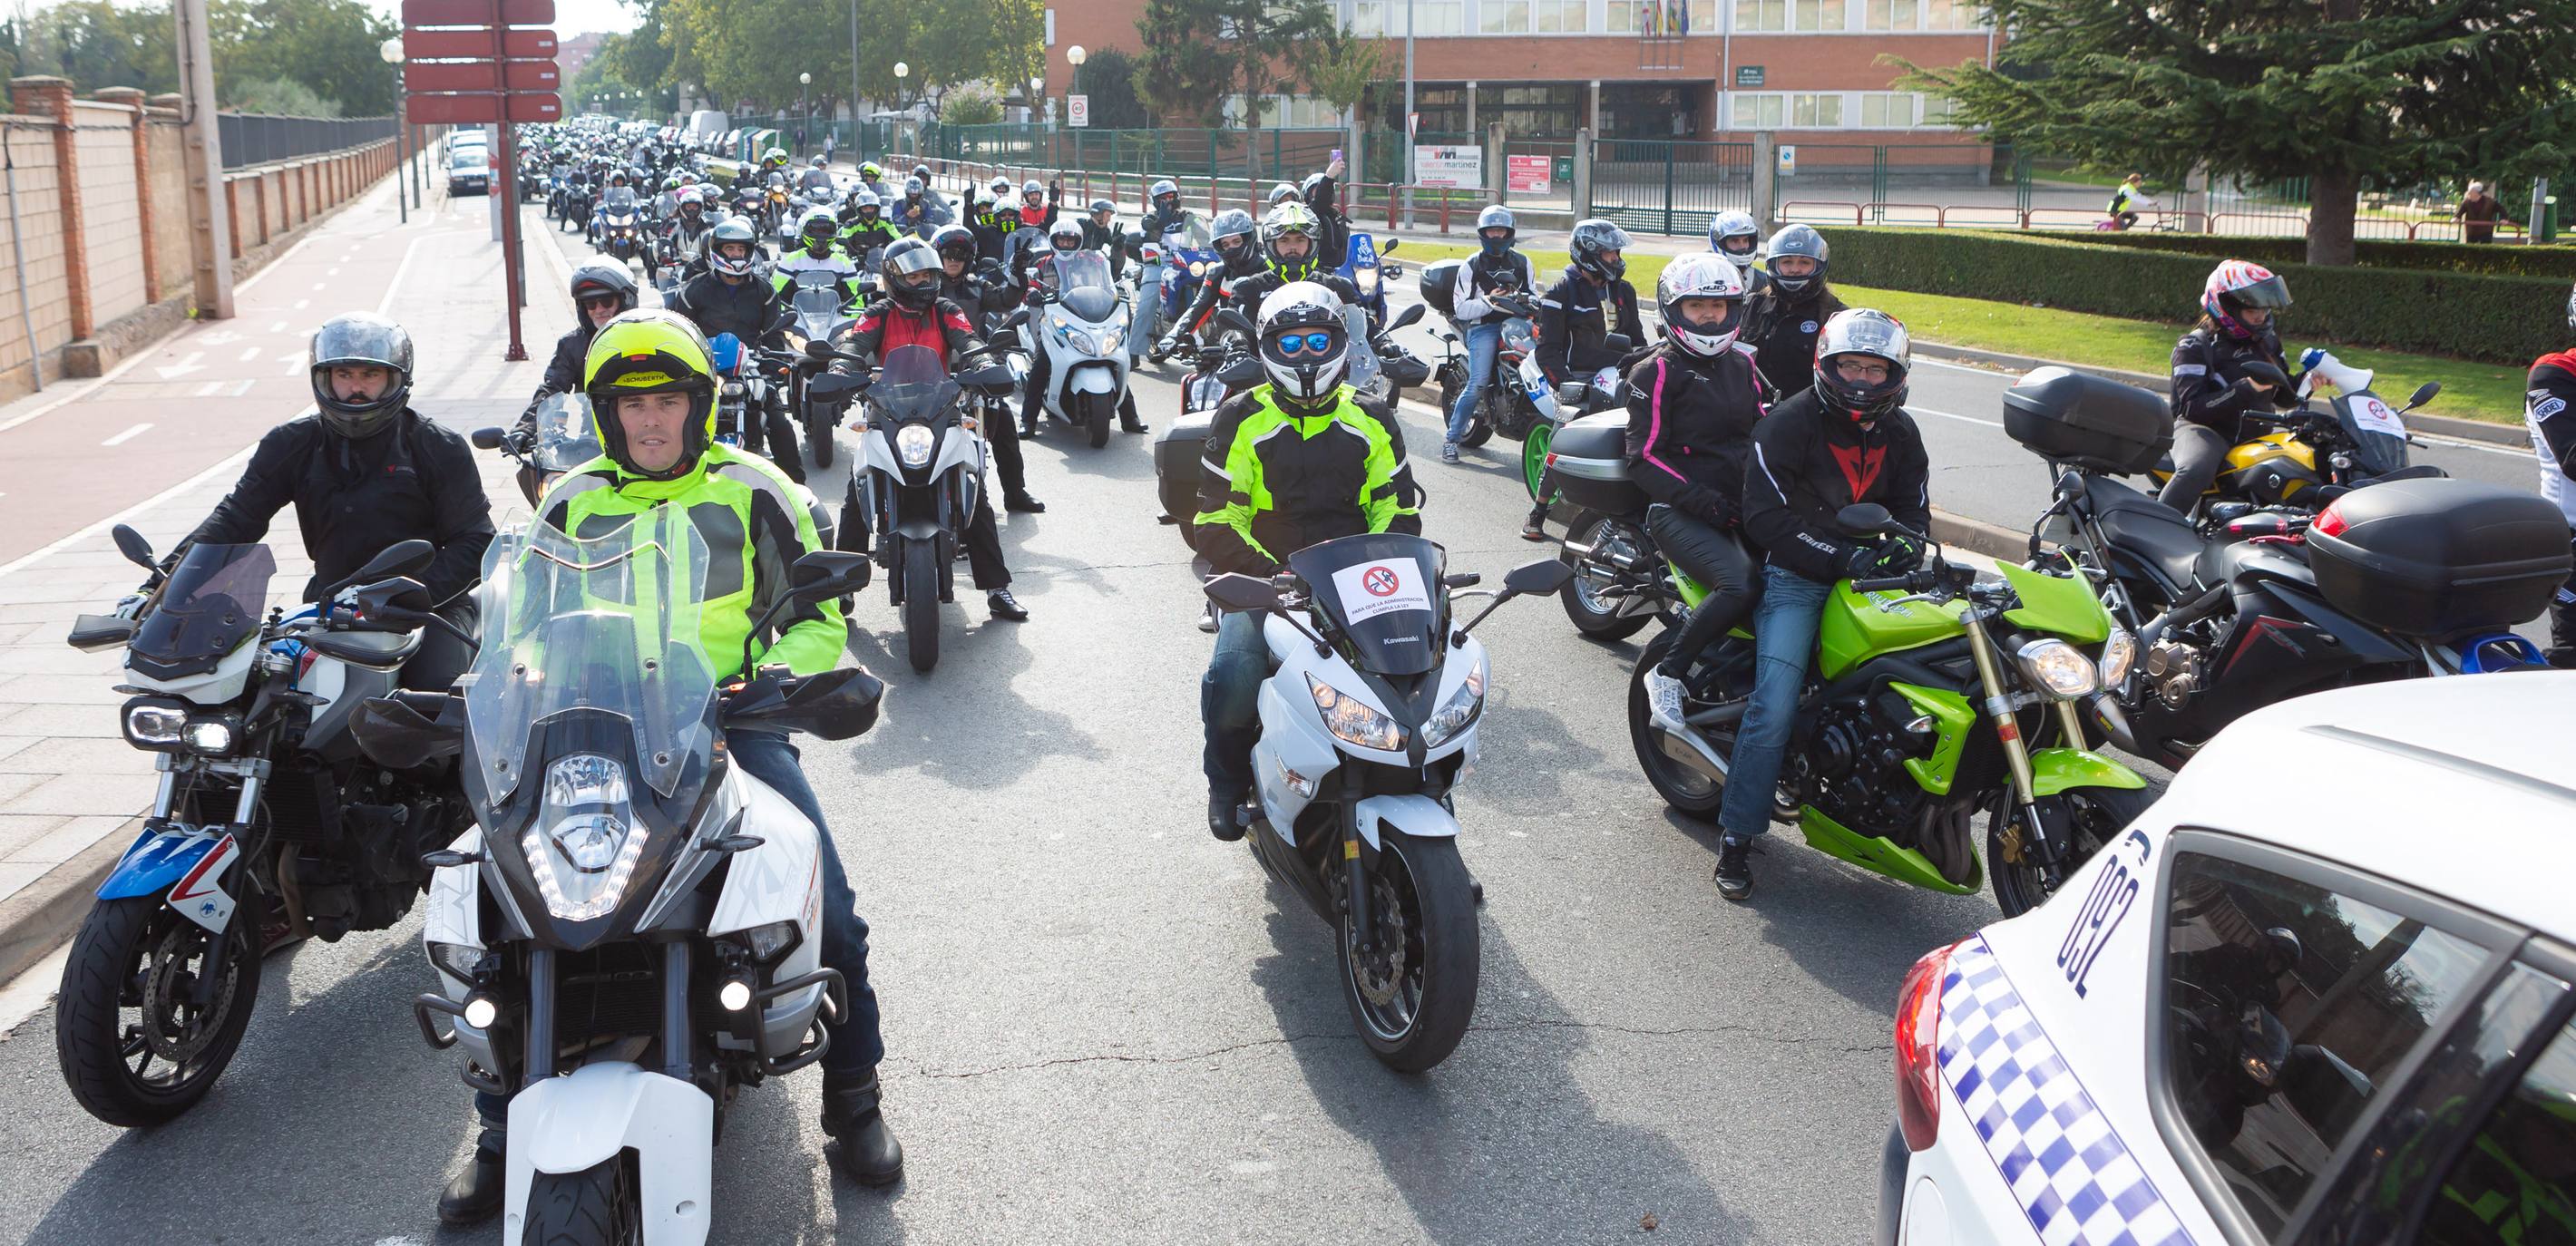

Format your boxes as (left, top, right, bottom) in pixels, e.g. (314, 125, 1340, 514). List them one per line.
(1880, 673, 2576, 1246)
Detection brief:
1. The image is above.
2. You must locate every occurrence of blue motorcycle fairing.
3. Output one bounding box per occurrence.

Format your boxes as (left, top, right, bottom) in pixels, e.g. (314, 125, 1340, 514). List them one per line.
(97, 823, 235, 901)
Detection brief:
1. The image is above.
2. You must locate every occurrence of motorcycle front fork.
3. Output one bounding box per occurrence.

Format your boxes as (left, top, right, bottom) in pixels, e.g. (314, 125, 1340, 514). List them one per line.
(1962, 616, 2073, 876)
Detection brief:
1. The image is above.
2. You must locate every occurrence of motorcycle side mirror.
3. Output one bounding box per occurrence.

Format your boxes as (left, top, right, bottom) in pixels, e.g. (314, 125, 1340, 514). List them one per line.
(789, 550, 870, 599)
(1834, 503, 1891, 536)
(1203, 573, 1281, 614)
(805, 337, 837, 360)
(1381, 238, 1400, 254)
(1389, 303, 1428, 331)
(2054, 470, 2088, 500)
(111, 523, 157, 572)
(2240, 360, 2291, 390)
(806, 372, 865, 400)
(471, 426, 507, 451)
(1502, 558, 1575, 597)
(1004, 307, 1030, 329)
(2405, 380, 2440, 409)
(354, 539, 436, 583)
(1215, 308, 1258, 339)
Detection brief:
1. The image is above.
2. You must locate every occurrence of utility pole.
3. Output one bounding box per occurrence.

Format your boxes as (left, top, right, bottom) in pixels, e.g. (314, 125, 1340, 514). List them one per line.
(848, 0, 861, 153)
(174, 0, 233, 318)
(1403, 0, 1416, 227)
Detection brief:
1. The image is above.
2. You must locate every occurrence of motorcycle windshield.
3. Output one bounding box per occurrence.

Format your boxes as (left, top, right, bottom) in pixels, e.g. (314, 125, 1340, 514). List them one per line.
(1166, 214, 1213, 253)
(132, 543, 275, 675)
(873, 344, 959, 423)
(531, 394, 604, 473)
(1342, 306, 1381, 389)
(1288, 533, 1448, 677)
(603, 187, 637, 209)
(793, 287, 843, 319)
(463, 514, 718, 801)
(2335, 393, 2411, 475)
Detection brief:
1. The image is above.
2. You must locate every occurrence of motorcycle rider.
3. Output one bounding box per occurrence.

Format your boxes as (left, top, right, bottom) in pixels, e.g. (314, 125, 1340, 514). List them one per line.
(2527, 283, 2576, 667)
(833, 238, 1029, 620)
(1140, 178, 1188, 242)
(758, 145, 790, 178)
(1719, 308, 1931, 900)
(177, 314, 492, 699)
(890, 176, 951, 237)
(1441, 205, 1537, 464)
(857, 160, 893, 202)
(1301, 159, 1349, 271)
(1709, 210, 1768, 293)
(1742, 224, 1843, 401)
(1078, 198, 1127, 281)
(1195, 282, 1420, 841)
(774, 207, 863, 307)
(1527, 218, 1644, 539)
(961, 175, 1029, 266)
(668, 218, 808, 483)
(513, 264, 637, 501)
(664, 187, 716, 276)
(1013, 178, 1061, 234)
(838, 190, 900, 264)
(435, 309, 902, 1225)
(2157, 261, 2301, 511)
(798, 153, 835, 198)
(932, 223, 1042, 512)
(1161, 208, 1265, 357)
(1018, 217, 1146, 436)
(1626, 255, 1768, 731)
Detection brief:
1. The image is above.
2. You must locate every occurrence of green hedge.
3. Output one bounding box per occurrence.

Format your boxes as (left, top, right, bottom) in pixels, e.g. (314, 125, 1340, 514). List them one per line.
(2019, 229, 2576, 280)
(1816, 228, 2565, 366)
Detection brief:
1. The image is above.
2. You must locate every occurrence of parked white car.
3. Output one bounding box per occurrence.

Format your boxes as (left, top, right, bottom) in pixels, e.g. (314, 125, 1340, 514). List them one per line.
(1880, 672, 2576, 1246)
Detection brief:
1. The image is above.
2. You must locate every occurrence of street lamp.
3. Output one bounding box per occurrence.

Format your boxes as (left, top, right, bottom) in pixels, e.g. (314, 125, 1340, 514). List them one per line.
(799, 71, 812, 155)
(1029, 74, 1044, 125)
(379, 35, 409, 222)
(893, 61, 909, 112)
(1067, 44, 1085, 98)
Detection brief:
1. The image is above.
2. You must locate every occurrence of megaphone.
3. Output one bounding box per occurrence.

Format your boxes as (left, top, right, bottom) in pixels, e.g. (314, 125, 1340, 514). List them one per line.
(2298, 347, 2374, 398)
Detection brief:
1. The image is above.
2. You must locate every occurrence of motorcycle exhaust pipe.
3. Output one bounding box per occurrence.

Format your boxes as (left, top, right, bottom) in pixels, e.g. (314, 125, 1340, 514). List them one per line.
(2139, 581, 2229, 648)
(1655, 713, 1742, 782)
(2088, 695, 2144, 758)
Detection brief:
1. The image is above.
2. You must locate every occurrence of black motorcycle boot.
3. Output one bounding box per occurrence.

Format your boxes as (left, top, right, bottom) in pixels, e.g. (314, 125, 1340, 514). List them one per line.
(987, 589, 1029, 621)
(1004, 490, 1047, 513)
(1119, 393, 1148, 433)
(1712, 837, 1754, 901)
(821, 1072, 905, 1186)
(436, 1125, 507, 1226)
(1207, 789, 1247, 842)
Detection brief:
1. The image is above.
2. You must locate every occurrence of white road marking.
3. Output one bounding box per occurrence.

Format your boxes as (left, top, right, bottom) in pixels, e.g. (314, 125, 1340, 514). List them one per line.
(239, 346, 261, 362)
(152, 351, 205, 380)
(194, 381, 224, 397)
(294, 298, 310, 309)
(268, 320, 289, 333)
(310, 282, 326, 291)
(100, 422, 152, 446)
(326, 267, 341, 277)
(0, 942, 70, 1037)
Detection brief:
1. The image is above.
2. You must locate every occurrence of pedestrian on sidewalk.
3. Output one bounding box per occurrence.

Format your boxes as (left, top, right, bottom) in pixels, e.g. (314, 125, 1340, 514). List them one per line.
(824, 127, 837, 165)
(2457, 181, 2508, 244)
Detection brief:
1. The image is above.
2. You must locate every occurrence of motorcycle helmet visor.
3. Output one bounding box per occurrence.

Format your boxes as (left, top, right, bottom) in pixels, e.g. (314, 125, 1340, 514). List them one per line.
(1269, 330, 1337, 357)
(2222, 274, 2291, 311)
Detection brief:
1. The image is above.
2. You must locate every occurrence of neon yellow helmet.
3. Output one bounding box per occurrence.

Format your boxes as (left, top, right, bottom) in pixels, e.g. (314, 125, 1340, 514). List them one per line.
(582, 309, 717, 478)
(1262, 201, 1324, 280)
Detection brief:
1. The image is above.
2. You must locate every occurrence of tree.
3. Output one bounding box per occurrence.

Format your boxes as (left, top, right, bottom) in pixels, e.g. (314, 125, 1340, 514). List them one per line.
(1891, 0, 2576, 266)
(229, 75, 337, 116)
(939, 82, 1000, 126)
(1133, 0, 1340, 178)
(213, 0, 400, 115)
(1075, 46, 1147, 129)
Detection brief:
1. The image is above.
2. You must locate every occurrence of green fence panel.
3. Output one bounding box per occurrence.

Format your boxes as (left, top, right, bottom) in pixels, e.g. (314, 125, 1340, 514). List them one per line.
(1586, 139, 1753, 236)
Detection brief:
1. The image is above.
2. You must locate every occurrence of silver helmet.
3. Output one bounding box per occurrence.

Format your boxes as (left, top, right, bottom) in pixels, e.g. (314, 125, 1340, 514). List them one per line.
(308, 313, 414, 438)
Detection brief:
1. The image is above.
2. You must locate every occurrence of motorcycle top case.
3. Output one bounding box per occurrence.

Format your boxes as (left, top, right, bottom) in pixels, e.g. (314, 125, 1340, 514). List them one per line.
(2304, 478, 2572, 638)
(2000, 365, 2171, 475)
(1417, 259, 1464, 320)
(1543, 412, 1648, 516)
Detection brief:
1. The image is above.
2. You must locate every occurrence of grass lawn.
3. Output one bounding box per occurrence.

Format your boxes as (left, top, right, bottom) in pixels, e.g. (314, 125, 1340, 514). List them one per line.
(1390, 240, 2531, 424)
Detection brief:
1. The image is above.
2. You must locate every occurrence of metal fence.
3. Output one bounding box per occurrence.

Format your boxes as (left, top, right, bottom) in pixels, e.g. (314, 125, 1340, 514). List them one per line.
(1587, 139, 1756, 237)
(218, 114, 397, 170)
(923, 125, 1342, 182)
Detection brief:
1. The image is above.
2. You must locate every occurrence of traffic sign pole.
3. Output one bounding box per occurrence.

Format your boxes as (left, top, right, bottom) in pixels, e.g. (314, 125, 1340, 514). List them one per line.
(490, 0, 527, 360)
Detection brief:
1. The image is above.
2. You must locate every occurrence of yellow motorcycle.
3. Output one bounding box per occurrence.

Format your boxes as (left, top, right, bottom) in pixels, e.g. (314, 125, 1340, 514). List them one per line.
(2148, 357, 2444, 520)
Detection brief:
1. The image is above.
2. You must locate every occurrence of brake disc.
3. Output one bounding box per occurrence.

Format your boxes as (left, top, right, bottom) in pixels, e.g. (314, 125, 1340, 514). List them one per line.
(139, 921, 237, 1064)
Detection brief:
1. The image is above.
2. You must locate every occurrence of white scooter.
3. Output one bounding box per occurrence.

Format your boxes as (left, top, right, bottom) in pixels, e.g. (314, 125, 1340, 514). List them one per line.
(356, 517, 878, 1244)
(1020, 249, 1135, 448)
(1204, 536, 1574, 1072)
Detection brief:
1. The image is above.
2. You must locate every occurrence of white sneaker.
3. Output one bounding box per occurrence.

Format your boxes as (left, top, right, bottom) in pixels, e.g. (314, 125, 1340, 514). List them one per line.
(1440, 442, 1460, 463)
(1197, 602, 1219, 634)
(1644, 667, 1688, 733)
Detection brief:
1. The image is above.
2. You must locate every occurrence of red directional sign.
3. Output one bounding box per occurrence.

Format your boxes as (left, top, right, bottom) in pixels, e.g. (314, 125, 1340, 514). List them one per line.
(403, 27, 556, 58)
(405, 60, 560, 92)
(405, 92, 561, 124)
(401, 0, 552, 24)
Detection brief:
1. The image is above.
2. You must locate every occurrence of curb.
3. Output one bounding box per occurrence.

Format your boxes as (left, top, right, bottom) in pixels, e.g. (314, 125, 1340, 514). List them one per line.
(1929, 509, 2032, 563)
(0, 815, 141, 990)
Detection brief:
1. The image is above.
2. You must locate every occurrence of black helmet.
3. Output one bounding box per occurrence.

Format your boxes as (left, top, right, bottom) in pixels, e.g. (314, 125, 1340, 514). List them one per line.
(1568, 219, 1631, 283)
(1764, 225, 1830, 296)
(308, 312, 414, 438)
(930, 224, 977, 264)
(1812, 309, 1913, 427)
(882, 237, 942, 310)
(1300, 171, 1330, 203)
(569, 261, 639, 315)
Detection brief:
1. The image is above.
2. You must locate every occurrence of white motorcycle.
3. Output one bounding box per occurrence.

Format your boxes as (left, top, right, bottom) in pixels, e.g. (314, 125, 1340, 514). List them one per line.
(1020, 250, 1135, 448)
(356, 516, 877, 1245)
(1204, 536, 1574, 1071)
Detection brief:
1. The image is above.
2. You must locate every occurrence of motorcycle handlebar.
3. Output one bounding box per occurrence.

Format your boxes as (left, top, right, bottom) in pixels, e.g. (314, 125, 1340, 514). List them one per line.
(1849, 569, 1936, 594)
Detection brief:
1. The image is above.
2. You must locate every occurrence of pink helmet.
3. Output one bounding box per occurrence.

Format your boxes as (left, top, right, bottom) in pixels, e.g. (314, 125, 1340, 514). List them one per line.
(2200, 260, 2290, 341)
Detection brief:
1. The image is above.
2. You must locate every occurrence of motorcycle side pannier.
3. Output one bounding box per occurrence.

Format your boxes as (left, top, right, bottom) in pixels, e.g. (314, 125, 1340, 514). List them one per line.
(1418, 259, 1464, 321)
(1544, 412, 1647, 515)
(2001, 366, 2172, 475)
(2305, 478, 2573, 638)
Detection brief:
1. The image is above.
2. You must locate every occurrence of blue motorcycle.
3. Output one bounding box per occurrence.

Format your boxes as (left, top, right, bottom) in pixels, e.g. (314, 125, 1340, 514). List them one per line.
(1337, 229, 1400, 326)
(1147, 213, 1219, 364)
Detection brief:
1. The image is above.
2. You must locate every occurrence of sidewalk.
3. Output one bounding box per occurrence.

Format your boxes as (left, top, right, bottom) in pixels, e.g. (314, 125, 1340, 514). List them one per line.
(0, 188, 565, 988)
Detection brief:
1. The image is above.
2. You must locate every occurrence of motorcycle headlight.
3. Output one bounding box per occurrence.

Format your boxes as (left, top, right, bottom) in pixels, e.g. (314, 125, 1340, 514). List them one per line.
(1306, 674, 1406, 752)
(123, 701, 187, 747)
(721, 380, 745, 396)
(729, 920, 800, 965)
(2098, 627, 2135, 690)
(522, 753, 643, 921)
(896, 423, 936, 467)
(1357, 268, 1380, 295)
(2015, 638, 2101, 701)
(1422, 663, 1486, 747)
(1058, 325, 1098, 355)
(782, 329, 807, 350)
(183, 718, 237, 756)
(1189, 260, 1208, 277)
(426, 939, 485, 985)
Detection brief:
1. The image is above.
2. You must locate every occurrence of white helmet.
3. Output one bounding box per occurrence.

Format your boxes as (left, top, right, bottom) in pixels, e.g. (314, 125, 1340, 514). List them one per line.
(1655, 253, 1751, 358)
(1709, 210, 1763, 273)
(1255, 281, 1351, 404)
(1049, 216, 1085, 250)
(990, 175, 1013, 197)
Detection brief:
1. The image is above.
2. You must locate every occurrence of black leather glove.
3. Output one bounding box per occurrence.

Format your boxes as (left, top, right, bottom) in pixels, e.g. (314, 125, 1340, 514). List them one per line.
(1876, 534, 1925, 573)
(1835, 543, 1881, 582)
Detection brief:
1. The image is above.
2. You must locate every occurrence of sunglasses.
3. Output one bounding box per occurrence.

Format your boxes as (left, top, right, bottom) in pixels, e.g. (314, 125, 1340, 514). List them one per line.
(579, 294, 622, 310)
(1270, 331, 1337, 356)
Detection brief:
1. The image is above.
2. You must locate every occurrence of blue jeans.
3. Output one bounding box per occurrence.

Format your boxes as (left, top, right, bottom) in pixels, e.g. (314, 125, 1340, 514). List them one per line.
(1716, 564, 1834, 842)
(1445, 320, 1503, 445)
(477, 731, 882, 1125)
(1201, 609, 1272, 793)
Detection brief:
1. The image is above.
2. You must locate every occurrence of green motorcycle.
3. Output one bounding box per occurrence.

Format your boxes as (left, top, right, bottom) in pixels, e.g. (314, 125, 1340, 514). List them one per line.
(1626, 505, 2152, 916)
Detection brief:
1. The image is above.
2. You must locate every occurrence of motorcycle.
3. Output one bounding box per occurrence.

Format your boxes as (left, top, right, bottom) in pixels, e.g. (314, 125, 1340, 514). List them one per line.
(2003, 367, 2570, 772)
(2146, 353, 2448, 521)
(558, 177, 593, 232)
(544, 164, 571, 219)
(779, 270, 861, 471)
(477, 393, 607, 508)
(1427, 328, 1495, 451)
(356, 516, 878, 1245)
(1204, 537, 1576, 1070)
(1146, 214, 1220, 365)
(1628, 503, 2154, 916)
(1020, 250, 1135, 448)
(598, 187, 652, 280)
(55, 528, 469, 1125)
(817, 342, 1020, 672)
(763, 173, 793, 240)
(1336, 231, 1400, 326)
(1529, 411, 1667, 641)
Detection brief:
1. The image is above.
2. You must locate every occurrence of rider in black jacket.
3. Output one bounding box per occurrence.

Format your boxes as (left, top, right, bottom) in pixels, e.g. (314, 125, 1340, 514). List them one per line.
(2158, 262, 2301, 510)
(1537, 219, 1644, 388)
(931, 224, 1041, 513)
(1742, 225, 1844, 402)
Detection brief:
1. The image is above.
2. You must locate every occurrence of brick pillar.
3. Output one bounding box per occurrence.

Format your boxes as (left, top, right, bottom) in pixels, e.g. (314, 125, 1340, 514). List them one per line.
(94, 88, 157, 301)
(224, 177, 241, 256)
(11, 76, 88, 340)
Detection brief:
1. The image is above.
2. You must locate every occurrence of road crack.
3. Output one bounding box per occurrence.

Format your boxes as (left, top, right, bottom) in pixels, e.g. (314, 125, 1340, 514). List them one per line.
(890, 1019, 1888, 1080)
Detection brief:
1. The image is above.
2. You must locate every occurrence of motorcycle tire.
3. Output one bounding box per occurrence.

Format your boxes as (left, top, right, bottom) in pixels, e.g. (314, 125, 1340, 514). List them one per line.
(1627, 631, 1731, 819)
(1086, 396, 1112, 449)
(1985, 784, 2153, 919)
(522, 1156, 640, 1246)
(54, 892, 260, 1127)
(1339, 830, 1479, 1074)
(1494, 392, 1535, 443)
(805, 409, 835, 470)
(901, 538, 940, 673)
(1522, 422, 1556, 501)
(1459, 414, 1494, 452)
(1559, 511, 1653, 641)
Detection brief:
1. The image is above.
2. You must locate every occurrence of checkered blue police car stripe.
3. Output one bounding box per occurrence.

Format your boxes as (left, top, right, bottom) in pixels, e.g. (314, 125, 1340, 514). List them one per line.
(1937, 937, 2196, 1246)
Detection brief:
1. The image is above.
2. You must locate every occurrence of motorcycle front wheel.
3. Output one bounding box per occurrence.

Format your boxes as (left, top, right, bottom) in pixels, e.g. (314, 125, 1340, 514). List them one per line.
(1340, 830, 1479, 1074)
(901, 538, 940, 673)
(805, 406, 835, 470)
(54, 893, 260, 1127)
(522, 1156, 641, 1245)
(1984, 784, 2153, 918)
(1560, 511, 1653, 641)
(1086, 394, 1112, 449)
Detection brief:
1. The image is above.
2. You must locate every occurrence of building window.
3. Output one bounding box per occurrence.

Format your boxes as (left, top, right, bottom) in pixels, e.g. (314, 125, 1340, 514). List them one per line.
(1480, 0, 1530, 33)
(1488, 83, 1585, 137)
(1791, 0, 1845, 28)
(1534, 0, 1587, 31)
(1735, 0, 1786, 30)
(1354, 0, 1463, 34)
(1791, 92, 1843, 127)
(1857, 92, 1914, 128)
(1920, 93, 1963, 125)
(1863, 0, 1917, 28)
(1729, 92, 1783, 129)
(1921, 0, 1981, 27)
(1606, 0, 1714, 33)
